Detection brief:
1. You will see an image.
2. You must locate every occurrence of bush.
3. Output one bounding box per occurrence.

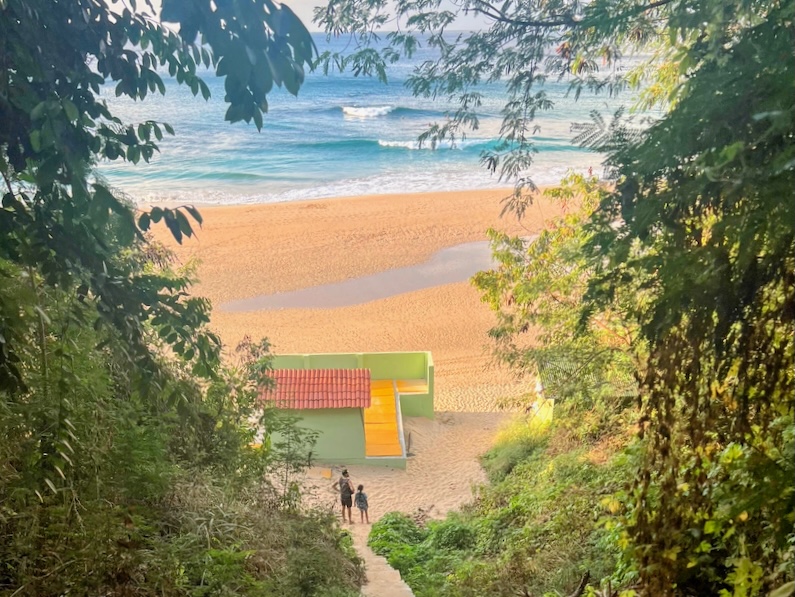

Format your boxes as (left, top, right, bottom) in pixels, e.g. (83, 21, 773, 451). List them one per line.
(365, 403, 637, 597)
(428, 517, 477, 551)
(480, 414, 550, 482)
(368, 512, 428, 558)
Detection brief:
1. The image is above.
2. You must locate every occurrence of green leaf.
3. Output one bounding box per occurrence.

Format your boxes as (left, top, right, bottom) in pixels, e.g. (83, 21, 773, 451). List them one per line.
(175, 209, 193, 238)
(184, 205, 203, 226)
(44, 478, 58, 494)
(163, 210, 183, 243)
(30, 130, 41, 152)
(62, 98, 79, 122)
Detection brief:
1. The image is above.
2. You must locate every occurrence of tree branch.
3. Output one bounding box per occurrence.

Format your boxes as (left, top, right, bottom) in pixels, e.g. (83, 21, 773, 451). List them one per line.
(468, 3, 575, 28)
(567, 571, 590, 597)
(467, 0, 675, 29)
(1, 162, 15, 197)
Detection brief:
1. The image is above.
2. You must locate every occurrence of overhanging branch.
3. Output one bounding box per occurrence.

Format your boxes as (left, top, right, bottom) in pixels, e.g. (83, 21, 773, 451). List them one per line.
(466, 0, 675, 29)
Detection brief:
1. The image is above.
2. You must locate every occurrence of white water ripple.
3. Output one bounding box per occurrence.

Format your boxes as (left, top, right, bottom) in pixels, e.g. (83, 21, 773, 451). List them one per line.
(342, 105, 395, 118)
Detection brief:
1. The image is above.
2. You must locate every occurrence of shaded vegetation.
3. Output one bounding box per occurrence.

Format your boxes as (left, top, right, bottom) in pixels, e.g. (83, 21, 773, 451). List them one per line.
(0, 252, 364, 595)
(369, 400, 637, 597)
(0, 1, 362, 594)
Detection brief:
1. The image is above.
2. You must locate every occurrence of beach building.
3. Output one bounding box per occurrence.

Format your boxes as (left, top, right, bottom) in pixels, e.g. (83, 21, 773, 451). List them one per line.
(261, 352, 434, 469)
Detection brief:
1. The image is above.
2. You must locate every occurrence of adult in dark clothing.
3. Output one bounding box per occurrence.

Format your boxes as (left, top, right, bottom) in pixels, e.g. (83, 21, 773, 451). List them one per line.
(333, 468, 355, 523)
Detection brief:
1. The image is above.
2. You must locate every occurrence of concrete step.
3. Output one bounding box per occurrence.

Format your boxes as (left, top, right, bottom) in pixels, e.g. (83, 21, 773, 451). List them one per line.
(350, 525, 416, 597)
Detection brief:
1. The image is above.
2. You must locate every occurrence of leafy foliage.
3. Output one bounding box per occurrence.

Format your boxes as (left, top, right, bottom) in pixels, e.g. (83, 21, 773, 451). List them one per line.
(315, 0, 678, 200)
(319, 0, 794, 593)
(0, 266, 362, 594)
(0, 0, 315, 394)
(578, 2, 795, 594)
(369, 511, 430, 558)
(473, 172, 641, 408)
(0, 2, 364, 595)
(367, 403, 637, 597)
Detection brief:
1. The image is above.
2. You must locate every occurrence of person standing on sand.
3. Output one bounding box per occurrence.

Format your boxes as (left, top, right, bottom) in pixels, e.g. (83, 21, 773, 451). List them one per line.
(333, 469, 355, 523)
(355, 484, 369, 524)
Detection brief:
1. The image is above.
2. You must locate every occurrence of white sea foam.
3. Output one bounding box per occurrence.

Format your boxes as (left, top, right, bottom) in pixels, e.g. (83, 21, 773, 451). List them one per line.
(342, 106, 395, 117)
(128, 159, 601, 207)
(378, 139, 422, 150)
(377, 139, 483, 150)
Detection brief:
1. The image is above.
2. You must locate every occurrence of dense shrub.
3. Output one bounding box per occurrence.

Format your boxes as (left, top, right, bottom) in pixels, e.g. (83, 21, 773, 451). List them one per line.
(366, 403, 636, 597)
(368, 512, 429, 558)
(480, 412, 550, 482)
(0, 277, 363, 595)
(427, 516, 477, 552)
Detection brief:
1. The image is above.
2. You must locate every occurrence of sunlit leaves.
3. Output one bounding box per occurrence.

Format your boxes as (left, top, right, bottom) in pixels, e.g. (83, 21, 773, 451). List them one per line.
(473, 173, 640, 406)
(0, 0, 314, 393)
(578, 3, 795, 594)
(314, 0, 677, 193)
(160, 0, 315, 124)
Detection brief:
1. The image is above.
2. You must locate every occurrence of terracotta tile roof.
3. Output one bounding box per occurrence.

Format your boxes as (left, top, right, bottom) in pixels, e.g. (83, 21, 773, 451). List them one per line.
(261, 369, 371, 410)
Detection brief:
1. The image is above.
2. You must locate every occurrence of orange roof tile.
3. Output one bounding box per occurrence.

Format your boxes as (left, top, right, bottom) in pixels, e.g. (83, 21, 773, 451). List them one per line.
(261, 369, 371, 410)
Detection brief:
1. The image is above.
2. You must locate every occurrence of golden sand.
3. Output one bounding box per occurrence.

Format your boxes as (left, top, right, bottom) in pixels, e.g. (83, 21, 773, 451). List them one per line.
(154, 188, 563, 593)
(155, 188, 559, 411)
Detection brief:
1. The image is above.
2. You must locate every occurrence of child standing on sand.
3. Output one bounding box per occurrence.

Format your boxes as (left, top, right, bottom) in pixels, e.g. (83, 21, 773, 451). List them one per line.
(354, 484, 369, 524)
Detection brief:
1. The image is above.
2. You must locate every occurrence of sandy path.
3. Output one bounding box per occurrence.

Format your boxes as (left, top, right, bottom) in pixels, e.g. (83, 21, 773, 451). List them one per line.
(303, 413, 506, 518)
(349, 530, 416, 597)
(302, 413, 509, 594)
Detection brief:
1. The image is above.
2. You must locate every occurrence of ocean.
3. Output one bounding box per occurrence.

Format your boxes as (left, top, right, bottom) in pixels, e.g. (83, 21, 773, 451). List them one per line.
(98, 33, 635, 205)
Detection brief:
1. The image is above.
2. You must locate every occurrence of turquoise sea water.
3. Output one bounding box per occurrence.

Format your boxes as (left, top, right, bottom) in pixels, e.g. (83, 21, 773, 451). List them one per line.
(99, 34, 633, 205)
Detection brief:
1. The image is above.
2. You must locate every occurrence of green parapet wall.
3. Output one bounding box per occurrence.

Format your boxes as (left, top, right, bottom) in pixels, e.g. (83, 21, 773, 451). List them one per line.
(271, 355, 305, 369)
(362, 352, 426, 380)
(307, 353, 360, 369)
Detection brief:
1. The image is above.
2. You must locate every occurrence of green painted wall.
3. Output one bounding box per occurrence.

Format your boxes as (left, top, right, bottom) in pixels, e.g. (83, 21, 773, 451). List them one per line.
(278, 408, 365, 464)
(362, 352, 426, 380)
(399, 390, 433, 418)
(271, 355, 305, 369)
(307, 354, 360, 369)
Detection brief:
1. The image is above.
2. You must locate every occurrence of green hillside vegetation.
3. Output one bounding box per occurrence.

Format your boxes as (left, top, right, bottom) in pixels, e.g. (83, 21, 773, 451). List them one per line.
(0, 2, 362, 595)
(369, 397, 638, 597)
(0, 230, 365, 595)
(367, 172, 793, 597)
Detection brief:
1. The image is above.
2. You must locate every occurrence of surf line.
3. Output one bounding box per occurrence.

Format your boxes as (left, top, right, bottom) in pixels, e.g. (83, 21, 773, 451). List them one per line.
(220, 237, 538, 312)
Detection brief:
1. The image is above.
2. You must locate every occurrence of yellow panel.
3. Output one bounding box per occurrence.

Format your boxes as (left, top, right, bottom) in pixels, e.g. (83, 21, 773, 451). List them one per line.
(365, 401, 395, 412)
(371, 380, 394, 390)
(367, 412, 395, 420)
(396, 379, 429, 394)
(366, 443, 403, 457)
(366, 436, 399, 448)
(364, 380, 403, 457)
(364, 413, 395, 425)
(365, 426, 398, 438)
(366, 435, 399, 443)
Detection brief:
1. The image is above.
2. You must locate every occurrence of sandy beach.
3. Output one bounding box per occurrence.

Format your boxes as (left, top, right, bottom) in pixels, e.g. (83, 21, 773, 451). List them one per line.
(155, 188, 560, 411)
(154, 188, 558, 594)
